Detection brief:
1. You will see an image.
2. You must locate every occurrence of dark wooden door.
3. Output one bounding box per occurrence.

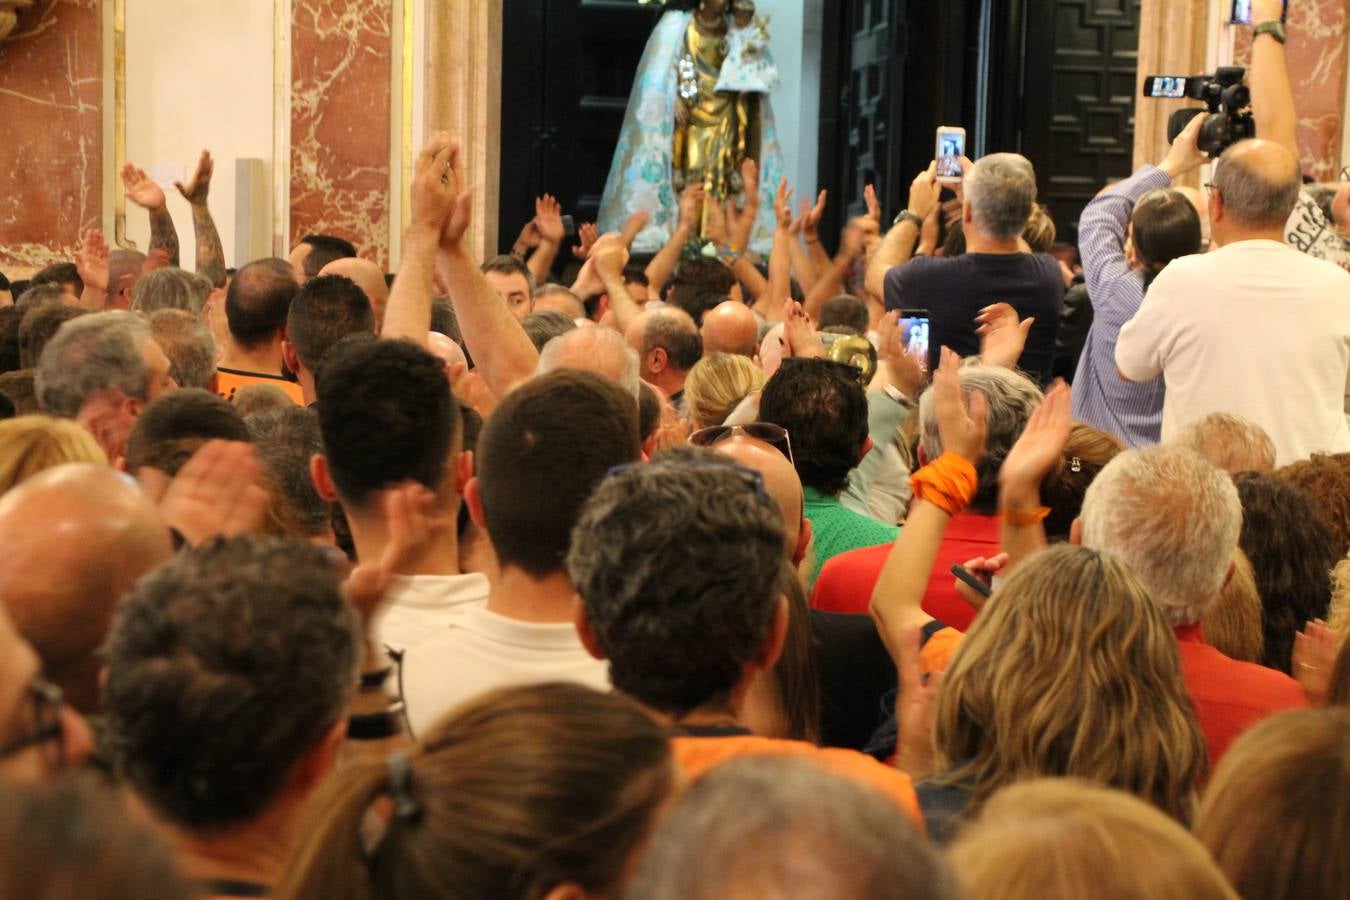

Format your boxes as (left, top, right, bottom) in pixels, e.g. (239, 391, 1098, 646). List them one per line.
(993, 0, 1144, 245)
(499, 0, 660, 256)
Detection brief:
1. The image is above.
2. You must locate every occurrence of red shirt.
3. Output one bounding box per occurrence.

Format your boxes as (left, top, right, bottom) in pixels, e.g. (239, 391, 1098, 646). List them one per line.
(810, 513, 1001, 631)
(1174, 623, 1309, 767)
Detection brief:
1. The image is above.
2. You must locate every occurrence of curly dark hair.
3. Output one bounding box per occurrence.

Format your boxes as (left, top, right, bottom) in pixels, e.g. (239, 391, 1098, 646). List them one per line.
(758, 359, 869, 495)
(316, 337, 460, 507)
(102, 536, 360, 830)
(566, 447, 785, 715)
(1234, 473, 1337, 673)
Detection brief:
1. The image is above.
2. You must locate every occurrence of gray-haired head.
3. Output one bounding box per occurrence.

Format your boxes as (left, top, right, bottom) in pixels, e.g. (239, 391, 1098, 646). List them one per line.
(919, 364, 1042, 511)
(131, 267, 205, 315)
(1213, 139, 1302, 229)
(1081, 446, 1242, 626)
(148, 309, 216, 390)
(625, 756, 962, 900)
(14, 282, 65, 313)
(246, 405, 330, 537)
(1173, 412, 1276, 475)
(965, 153, 1039, 241)
(36, 311, 152, 417)
(538, 326, 641, 397)
(522, 308, 577, 352)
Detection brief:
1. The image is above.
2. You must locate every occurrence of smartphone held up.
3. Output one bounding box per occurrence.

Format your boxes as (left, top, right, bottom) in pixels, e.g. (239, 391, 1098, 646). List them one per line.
(935, 126, 965, 184)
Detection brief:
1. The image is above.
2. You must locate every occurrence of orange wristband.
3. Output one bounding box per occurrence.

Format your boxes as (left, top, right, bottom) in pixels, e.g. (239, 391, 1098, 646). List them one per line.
(910, 452, 978, 516)
(1003, 504, 1051, 527)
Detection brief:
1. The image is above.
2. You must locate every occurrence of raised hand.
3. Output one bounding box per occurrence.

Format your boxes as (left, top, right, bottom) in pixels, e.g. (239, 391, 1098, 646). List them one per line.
(1292, 619, 1339, 705)
(772, 178, 794, 232)
(408, 131, 458, 236)
(438, 137, 474, 249)
(678, 183, 706, 234)
(143, 440, 270, 546)
(932, 346, 987, 464)
(572, 221, 600, 260)
(878, 310, 925, 397)
(535, 193, 565, 244)
(907, 162, 942, 222)
(1159, 111, 1208, 180)
(863, 183, 882, 226)
(592, 232, 630, 281)
(999, 380, 1072, 494)
(174, 150, 214, 206)
(344, 483, 453, 625)
(781, 298, 824, 359)
(123, 163, 167, 211)
(952, 552, 1009, 613)
(75, 228, 110, 293)
(894, 623, 943, 778)
(976, 302, 1034, 370)
(802, 189, 827, 240)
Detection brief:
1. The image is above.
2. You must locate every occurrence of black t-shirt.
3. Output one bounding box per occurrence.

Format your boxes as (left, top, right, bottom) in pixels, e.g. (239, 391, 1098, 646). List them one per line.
(883, 252, 1065, 386)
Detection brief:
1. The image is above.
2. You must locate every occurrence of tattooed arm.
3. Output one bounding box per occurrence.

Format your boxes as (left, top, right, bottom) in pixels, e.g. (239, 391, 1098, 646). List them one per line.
(175, 151, 227, 288)
(122, 163, 180, 266)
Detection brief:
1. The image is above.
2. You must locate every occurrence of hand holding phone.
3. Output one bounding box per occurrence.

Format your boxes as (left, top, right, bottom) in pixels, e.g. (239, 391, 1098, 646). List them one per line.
(935, 126, 966, 184)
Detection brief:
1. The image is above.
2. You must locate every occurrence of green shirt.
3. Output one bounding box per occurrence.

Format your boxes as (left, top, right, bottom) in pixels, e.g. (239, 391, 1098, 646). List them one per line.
(804, 487, 900, 592)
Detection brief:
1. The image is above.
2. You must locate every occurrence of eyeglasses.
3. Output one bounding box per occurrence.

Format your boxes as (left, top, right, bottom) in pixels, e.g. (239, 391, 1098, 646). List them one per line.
(687, 422, 794, 464)
(1203, 182, 1217, 196)
(605, 459, 767, 500)
(1340, 166, 1349, 182)
(0, 675, 65, 770)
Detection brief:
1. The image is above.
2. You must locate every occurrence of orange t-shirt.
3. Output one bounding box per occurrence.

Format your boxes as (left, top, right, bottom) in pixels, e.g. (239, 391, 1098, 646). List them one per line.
(671, 734, 924, 828)
(215, 367, 304, 405)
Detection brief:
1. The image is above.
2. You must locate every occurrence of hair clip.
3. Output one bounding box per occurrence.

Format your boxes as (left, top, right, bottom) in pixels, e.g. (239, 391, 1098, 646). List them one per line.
(1069, 456, 1083, 473)
(386, 752, 423, 823)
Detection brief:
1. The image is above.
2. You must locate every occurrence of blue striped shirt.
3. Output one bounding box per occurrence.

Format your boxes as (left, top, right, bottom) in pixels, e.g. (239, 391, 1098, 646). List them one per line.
(1071, 166, 1172, 447)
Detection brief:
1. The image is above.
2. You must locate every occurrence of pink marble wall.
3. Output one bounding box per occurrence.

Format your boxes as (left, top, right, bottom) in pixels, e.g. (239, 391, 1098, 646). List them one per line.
(289, 0, 394, 269)
(1235, 0, 1349, 181)
(0, 0, 101, 272)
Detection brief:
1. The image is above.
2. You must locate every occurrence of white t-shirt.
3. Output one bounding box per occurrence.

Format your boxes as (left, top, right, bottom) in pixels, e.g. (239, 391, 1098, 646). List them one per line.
(400, 602, 611, 737)
(372, 572, 491, 660)
(1116, 239, 1350, 465)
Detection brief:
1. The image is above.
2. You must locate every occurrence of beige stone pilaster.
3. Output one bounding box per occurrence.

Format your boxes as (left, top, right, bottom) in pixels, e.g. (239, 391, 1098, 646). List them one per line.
(1134, 0, 1211, 186)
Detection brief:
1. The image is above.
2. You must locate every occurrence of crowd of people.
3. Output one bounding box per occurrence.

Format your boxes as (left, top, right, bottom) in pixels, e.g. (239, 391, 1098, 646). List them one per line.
(0, 0, 1347, 896)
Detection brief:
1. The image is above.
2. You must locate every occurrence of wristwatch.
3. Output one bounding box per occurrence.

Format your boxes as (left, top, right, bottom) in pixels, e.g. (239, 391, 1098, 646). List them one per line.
(1253, 20, 1287, 44)
(892, 210, 925, 229)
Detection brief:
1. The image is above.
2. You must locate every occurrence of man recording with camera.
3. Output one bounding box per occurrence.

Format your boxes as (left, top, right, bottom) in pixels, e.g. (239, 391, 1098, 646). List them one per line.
(1116, 0, 1350, 466)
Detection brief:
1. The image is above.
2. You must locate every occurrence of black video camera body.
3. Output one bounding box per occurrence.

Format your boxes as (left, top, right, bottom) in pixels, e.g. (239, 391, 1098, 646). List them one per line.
(1142, 66, 1255, 156)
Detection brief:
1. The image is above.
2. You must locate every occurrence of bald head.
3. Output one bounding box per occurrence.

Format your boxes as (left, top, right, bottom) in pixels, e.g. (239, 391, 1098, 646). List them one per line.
(0, 463, 172, 713)
(715, 435, 807, 565)
(1213, 139, 1302, 230)
(319, 257, 390, 326)
(701, 300, 760, 358)
(538, 326, 641, 396)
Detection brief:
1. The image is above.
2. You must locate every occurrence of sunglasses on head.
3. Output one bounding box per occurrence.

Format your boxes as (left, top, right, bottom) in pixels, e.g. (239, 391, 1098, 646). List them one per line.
(687, 422, 794, 464)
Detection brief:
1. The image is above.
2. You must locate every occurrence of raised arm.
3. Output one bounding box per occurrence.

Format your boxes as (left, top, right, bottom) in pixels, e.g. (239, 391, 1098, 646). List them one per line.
(174, 151, 226, 288)
(870, 347, 986, 661)
(646, 184, 702, 297)
(526, 194, 565, 285)
(864, 162, 940, 301)
(432, 137, 540, 395)
(75, 228, 112, 311)
(123, 163, 180, 266)
(996, 381, 1072, 569)
(1249, 0, 1298, 156)
(753, 178, 794, 322)
(803, 215, 876, 320)
(383, 133, 458, 348)
(592, 234, 641, 334)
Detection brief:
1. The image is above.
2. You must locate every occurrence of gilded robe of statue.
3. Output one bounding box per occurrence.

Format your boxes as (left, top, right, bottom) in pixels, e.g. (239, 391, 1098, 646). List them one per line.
(597, 9, 786, 255)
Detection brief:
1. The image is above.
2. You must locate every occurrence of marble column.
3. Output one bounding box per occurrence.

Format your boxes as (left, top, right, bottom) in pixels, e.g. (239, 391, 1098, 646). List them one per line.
(1133, 0, 1210, 184)
(1234, 0, 1349, 181)
(424, 0, 501, 261)
(0, 0, 101, 273)
(289, 0, 394, 268)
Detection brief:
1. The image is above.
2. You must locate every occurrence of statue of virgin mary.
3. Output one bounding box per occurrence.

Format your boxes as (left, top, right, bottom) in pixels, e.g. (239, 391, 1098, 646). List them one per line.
(597, 0, 787, 255)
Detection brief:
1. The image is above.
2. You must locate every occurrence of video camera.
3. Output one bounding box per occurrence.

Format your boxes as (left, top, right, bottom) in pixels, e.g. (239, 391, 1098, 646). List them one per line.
(1142, 66, 1255, 156)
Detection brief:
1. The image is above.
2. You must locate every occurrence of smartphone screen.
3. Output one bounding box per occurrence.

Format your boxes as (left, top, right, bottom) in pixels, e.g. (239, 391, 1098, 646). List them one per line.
(935, 129, 965, 181)
(1144, 75, 1188, 99)
(1231, 0, 1287, 24)
(899, 309, 930, 363)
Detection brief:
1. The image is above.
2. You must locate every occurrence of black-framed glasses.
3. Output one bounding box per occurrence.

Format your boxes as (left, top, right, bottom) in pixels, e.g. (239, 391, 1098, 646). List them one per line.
(605, 459, 767, 500)
(1203, 182, 1220, 198)
(1340, 166, 1349, 182)
(687, 422, 794, 465)
(0, 675, 64, 769)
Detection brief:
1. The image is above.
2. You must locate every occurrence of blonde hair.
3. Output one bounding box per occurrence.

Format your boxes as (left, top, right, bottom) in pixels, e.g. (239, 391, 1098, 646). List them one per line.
(1022, 203, 1057, 253)
(934, 545, 1206, 822)
(1327, 554, 1350, 637)
(949, 779, 1238, 900)
(1174, 412, 1276, 474)
(1201, 549, 1265, 663)
(1195, 709, 1350, 900)
(682, 352, 765, 429)
(0, 415, 107, 495)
